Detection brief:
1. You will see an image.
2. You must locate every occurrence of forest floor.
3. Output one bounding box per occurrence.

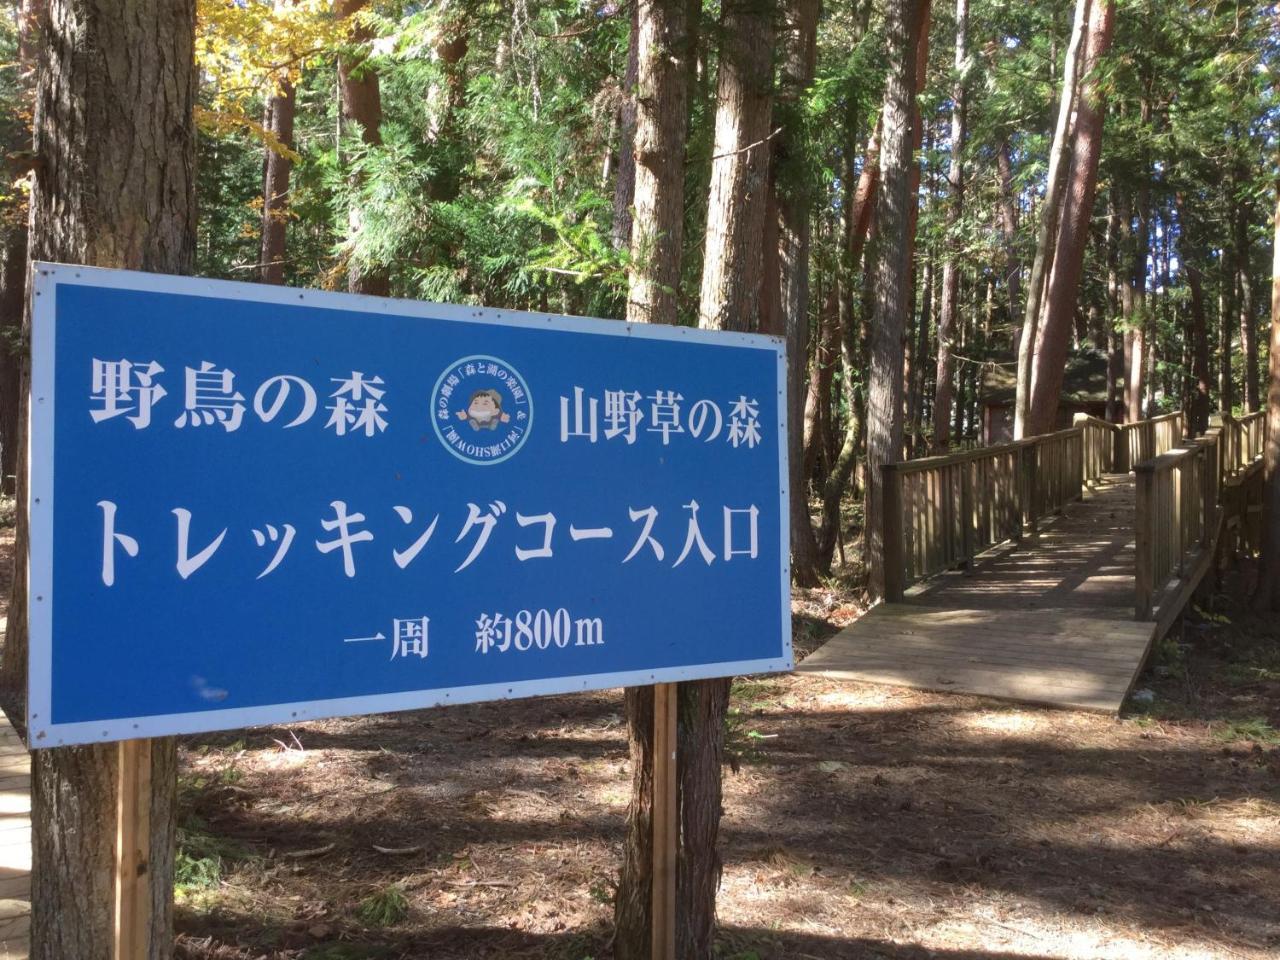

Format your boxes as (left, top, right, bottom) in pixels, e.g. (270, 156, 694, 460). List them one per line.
(0, 521, 1277, 959)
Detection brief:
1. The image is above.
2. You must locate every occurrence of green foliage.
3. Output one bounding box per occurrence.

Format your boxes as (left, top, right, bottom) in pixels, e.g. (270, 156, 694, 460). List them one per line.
(175, 819, 251, 896)
(355, 883, 410, 927)
(1213, 718, 1280, 745)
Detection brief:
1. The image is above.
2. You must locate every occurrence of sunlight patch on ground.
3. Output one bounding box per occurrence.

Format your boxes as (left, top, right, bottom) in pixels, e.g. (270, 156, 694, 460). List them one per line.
(958, 710, 1047, 736)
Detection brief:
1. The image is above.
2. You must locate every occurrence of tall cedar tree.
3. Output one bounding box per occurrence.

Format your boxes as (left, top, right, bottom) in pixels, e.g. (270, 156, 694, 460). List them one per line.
(15, 1, 198, 956)
(1254, 178, 1280, 611)
(1013, 0, 1088, 438)
(931, 0, 967, 448)
(613, 0, 697, 953)
(259, 77, 296, 284)
(773, 0, 822, 585)
(1028, 0, 1114, 435)
(683, 0, 775, 951)
(336, 0, 390, 296)
(865, 0, 921, 599)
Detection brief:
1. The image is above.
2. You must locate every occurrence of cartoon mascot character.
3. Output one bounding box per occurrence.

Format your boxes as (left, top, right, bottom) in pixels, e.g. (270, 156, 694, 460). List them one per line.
(457, 388, 511, 431)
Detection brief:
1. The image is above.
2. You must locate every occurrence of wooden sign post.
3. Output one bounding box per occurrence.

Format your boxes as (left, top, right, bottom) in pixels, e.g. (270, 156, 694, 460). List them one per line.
(114, 738, 153, 960)
(651, 683, 677, 960)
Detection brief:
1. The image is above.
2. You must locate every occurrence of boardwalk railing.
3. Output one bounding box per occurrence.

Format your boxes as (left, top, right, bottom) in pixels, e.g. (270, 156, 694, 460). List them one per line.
(1074, 413, 1116, 484)
(1218, 410, 1266, 477)
(1115, 410, 1185, 472)
(882, 427, 1083, 602)
(1133, 429, 1221, 621)
(1216, 410, 1269, 558)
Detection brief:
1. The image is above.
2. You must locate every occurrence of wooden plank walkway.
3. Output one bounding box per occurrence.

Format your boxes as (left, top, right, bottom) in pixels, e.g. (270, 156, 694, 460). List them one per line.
(0, 712, 28, 960)
(801, 474, 1157, 713)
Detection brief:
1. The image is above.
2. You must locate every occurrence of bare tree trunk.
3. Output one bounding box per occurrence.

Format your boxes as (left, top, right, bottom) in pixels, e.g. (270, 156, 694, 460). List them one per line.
(866, 0, 921, 599)
(259, 79, 296, 284)
(772, 0, 822, 585)
(1027, 0, 1113, 435)
(614, 0, 697, 953)
(1234, 172, 1259, 412)
(1127, 187, 1151, 423)
(1014, 0, 1089, 438)
(683, 0, 777, 951)
(932, 0, 967, 449)
(696, 0, 774, 331)
(15, 0, 195, 956)
(1219, 269, 1234, 413)
(1177, 194, 1213, 435)
(1253, 177, 1280, 611)
(996, 139, 1022, 344)
(612, 4, 640, 251)
(336, 0, 390, 296)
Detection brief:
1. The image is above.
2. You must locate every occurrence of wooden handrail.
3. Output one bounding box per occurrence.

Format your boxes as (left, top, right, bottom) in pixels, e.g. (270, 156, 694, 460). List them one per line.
(881, 426, 1083, 601)
(880, 408, 1200, 605)
(1133, 428, 1220, 620)
(1214, 410, 1266, 478)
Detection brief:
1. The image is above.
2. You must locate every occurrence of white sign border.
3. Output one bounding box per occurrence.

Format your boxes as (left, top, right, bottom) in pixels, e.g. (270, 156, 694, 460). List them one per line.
(26, 262, 793, 747)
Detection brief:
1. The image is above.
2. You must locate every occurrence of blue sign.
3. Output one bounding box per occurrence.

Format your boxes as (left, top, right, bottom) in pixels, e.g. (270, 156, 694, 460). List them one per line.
(26, 263, 792, 747)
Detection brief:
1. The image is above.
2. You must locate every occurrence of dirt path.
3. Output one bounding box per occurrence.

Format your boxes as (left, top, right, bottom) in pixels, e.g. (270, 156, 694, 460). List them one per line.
(165, 576, 1280, 960)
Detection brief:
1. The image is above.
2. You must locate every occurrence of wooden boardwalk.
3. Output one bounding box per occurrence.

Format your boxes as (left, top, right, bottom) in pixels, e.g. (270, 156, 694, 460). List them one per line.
(0, 712, 28, 960)
(801, 475, 1158, 713)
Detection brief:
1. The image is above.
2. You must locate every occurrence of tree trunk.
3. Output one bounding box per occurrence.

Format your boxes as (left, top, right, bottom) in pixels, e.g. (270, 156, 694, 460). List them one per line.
(1177, 194, 1213, 435)
(1234, 174, 1259, 413)
(866, 0, 921, 599)
(1027, 0, 1114, 436)
(932, 0, 967, 449)
(996, 139, 1022, 344)
(1253, 177, 1280, 611)
(1126, 187, 1151, 423)
(612, 3, 640, 251)
(696, 0, 774, 331)
(614, 0, 697, 953)
(259, 80, 296, 284)
(16, 0, 196, 956)
(772, 0, 822, 585)
(336, 0, 390, 296)
(1013, 0, 1089, 438)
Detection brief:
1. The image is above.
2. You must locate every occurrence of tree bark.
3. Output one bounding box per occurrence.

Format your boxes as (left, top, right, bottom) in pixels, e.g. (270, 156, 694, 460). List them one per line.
(15, 1, 196, 956)
(1126, 187, 1151, 423)
(611, 3, 640, 252)
(259, 79, 296, 284)
(696, 0, 775, 331)
(614, 0, 697, 953)
(336, 0, 390, 296)
(1253, 177, 1280, 611)
(996, 139, 1022, 345)
(624, 0, 696, 328)
(1027, 0, 1114, 436)
(1177, 194, 1213, 435)
(931, 0, 967, 449)
(1234, 173, 1259, 413)
(866, 0, 921, 599)
(772, 0, 822, 586)
(1013, 0, 1089, 438)
(679, 0, 776, 949)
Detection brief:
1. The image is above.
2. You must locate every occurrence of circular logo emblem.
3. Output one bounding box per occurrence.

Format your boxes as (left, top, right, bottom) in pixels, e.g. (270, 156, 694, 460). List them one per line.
(431, 355, 533, 465)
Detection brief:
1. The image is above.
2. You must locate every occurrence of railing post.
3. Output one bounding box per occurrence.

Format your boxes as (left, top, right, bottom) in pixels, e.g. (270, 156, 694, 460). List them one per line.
(1114, 426, 1129, 474)
(1203, 432, 1218, 547)
(960, 459, 974, 566)
(1135, 463, 1155, 621)
(1020, 440, 1038, 535)
(882, 463, 905, 603)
